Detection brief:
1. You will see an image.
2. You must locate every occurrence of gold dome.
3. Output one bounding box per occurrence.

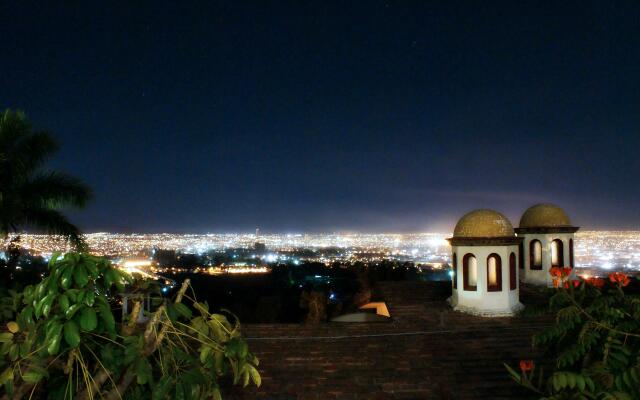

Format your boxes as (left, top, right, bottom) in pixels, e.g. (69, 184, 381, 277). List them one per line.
(519, 204, 571, 228)
(453, 209, 515, 238)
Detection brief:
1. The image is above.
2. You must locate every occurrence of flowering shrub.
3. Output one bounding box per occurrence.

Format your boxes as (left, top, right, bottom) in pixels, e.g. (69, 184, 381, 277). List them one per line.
(0, 253, 260, 399)
(506, 268, 639, 399)
(610, 272, 631, 287)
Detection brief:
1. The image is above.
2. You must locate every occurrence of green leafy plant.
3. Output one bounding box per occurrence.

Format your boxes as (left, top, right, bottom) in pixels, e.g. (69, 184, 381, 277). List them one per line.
(0, 252, 260, 399)
(506, 268, 639, 400)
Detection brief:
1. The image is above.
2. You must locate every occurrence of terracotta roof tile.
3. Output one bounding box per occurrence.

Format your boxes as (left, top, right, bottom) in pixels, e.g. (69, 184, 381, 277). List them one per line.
(225, 281, 551, 399)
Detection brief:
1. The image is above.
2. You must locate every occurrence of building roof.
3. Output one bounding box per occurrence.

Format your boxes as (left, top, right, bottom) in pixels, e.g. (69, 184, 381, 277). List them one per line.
(226, 281, 551, 400)
(519, 203, 571, 228)
(453, 209, 515, 238)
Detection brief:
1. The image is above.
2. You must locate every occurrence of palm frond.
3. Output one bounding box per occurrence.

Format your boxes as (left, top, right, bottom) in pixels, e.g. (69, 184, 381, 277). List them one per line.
(1, 110, 59, 181)
(18, 207, 87, 250)
(0, 109, 91, 244)
(12, 131, 59, 173)
(21, 171, 93, 209)
(0, 109, 29, 149)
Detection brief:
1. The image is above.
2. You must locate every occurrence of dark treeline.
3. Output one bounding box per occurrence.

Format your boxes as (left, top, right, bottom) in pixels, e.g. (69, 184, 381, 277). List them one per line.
(174, 260, 437, 323)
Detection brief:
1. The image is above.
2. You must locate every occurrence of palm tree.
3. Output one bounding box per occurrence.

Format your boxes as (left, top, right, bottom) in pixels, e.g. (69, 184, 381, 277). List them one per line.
(0, 109, 92, 250)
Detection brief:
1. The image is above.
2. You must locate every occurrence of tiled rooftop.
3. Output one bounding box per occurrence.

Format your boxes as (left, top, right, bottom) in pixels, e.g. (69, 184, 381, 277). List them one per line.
(225, 281, 552, 400)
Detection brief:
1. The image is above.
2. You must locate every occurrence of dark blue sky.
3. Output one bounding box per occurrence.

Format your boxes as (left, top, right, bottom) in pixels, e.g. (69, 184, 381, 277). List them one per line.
(2, 1, 639, 233)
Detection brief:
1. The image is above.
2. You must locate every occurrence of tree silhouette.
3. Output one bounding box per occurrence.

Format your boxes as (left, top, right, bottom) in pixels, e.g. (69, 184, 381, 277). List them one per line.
(0, 109, 92, 249)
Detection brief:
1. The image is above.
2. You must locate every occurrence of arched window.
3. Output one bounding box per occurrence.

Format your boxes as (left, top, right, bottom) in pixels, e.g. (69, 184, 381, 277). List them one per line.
(452, 253, 457, 289)
(509, 252, 517, 290)
(487, 254, 502, 292)
(530, 240, 542, 270)
(569, 239, 574, 268)
(518, 242, 524, 269)
(463, 253, 477, 291)
(551, 239, 564, 267)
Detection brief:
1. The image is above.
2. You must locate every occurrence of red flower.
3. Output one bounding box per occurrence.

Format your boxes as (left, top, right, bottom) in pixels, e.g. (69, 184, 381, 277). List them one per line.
(563, 280, 581, 289)
(585, 277, 605, 288)
(551, 267, 574, 289)
(587, 277, 604, 287)
(550, 267, 572, 278)
(519, 360, 535, 372)
(549, 267, 563, 278)
(609, 272, 630, 287)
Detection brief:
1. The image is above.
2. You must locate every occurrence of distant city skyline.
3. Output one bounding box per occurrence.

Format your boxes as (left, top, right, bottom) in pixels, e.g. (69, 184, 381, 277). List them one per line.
(2, 2, 639, 232)
(10, 231, 640, 274)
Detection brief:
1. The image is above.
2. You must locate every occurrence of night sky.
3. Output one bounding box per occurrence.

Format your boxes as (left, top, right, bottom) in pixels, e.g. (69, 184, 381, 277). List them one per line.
(2, 1, 639, 233)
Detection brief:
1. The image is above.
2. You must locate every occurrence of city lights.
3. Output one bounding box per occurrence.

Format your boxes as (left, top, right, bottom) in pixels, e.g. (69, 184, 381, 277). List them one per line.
(6, 231, 640, 275)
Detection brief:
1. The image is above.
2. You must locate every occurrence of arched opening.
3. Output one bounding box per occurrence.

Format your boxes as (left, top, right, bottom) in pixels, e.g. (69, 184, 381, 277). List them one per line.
(530, 240, 542, 270)
(487, 254, 502, 292)
(452, 253, 457, 289)
(463, 253, 477, 291)
(509, 252, 517, 290)
(551, 239, 564, 267)
(518, 242, 524, 269)
(569, 239, 574, 268)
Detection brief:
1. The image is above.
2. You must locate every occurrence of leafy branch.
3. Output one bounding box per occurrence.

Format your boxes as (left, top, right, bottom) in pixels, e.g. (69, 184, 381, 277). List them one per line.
(506, 268, 639, 400)
(0, 252, 261, 399)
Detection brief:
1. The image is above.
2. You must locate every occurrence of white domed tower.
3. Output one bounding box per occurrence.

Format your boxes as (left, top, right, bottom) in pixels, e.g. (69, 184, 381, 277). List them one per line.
(515, 204, 579, 287)
(447, 209, 524, 316)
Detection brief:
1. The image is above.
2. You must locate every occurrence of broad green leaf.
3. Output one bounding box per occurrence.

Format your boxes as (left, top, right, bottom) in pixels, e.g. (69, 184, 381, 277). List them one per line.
(0, 333, 14, 343)
(0, 368, 13, 385)
(73, 265, 89, 287)
(22, 286, 34, 302)
(247, 364, 261, 387)
(104, 268, 115, 288)
(8, 344, 19, 361)
(21, 370, 44, 384)
(576, 374, 585, 391)
(49, 252, 61, 268)
(84, 290, 95, 307)
(174, 303, 192, 319)
(41, 293, 56, 318)
(36, 282, 46, 298)
(80, 307, 97, 331)
(242, 365, 250, 387)
(61, 268, 74, 289)
(63, 320, 80, 347)
(166, 303, 177, 322)
(100, 305, 116, 334)
(214, 351, 224, 374)
(199, 346, 211, 364)
(58, 294, 69, 310)
(84, 261, 98, 277)
(567, 372, 576, 388)
(45, 322, 63, 353)
(558, 372, 567, 389)
(65, 304, 82, 320)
